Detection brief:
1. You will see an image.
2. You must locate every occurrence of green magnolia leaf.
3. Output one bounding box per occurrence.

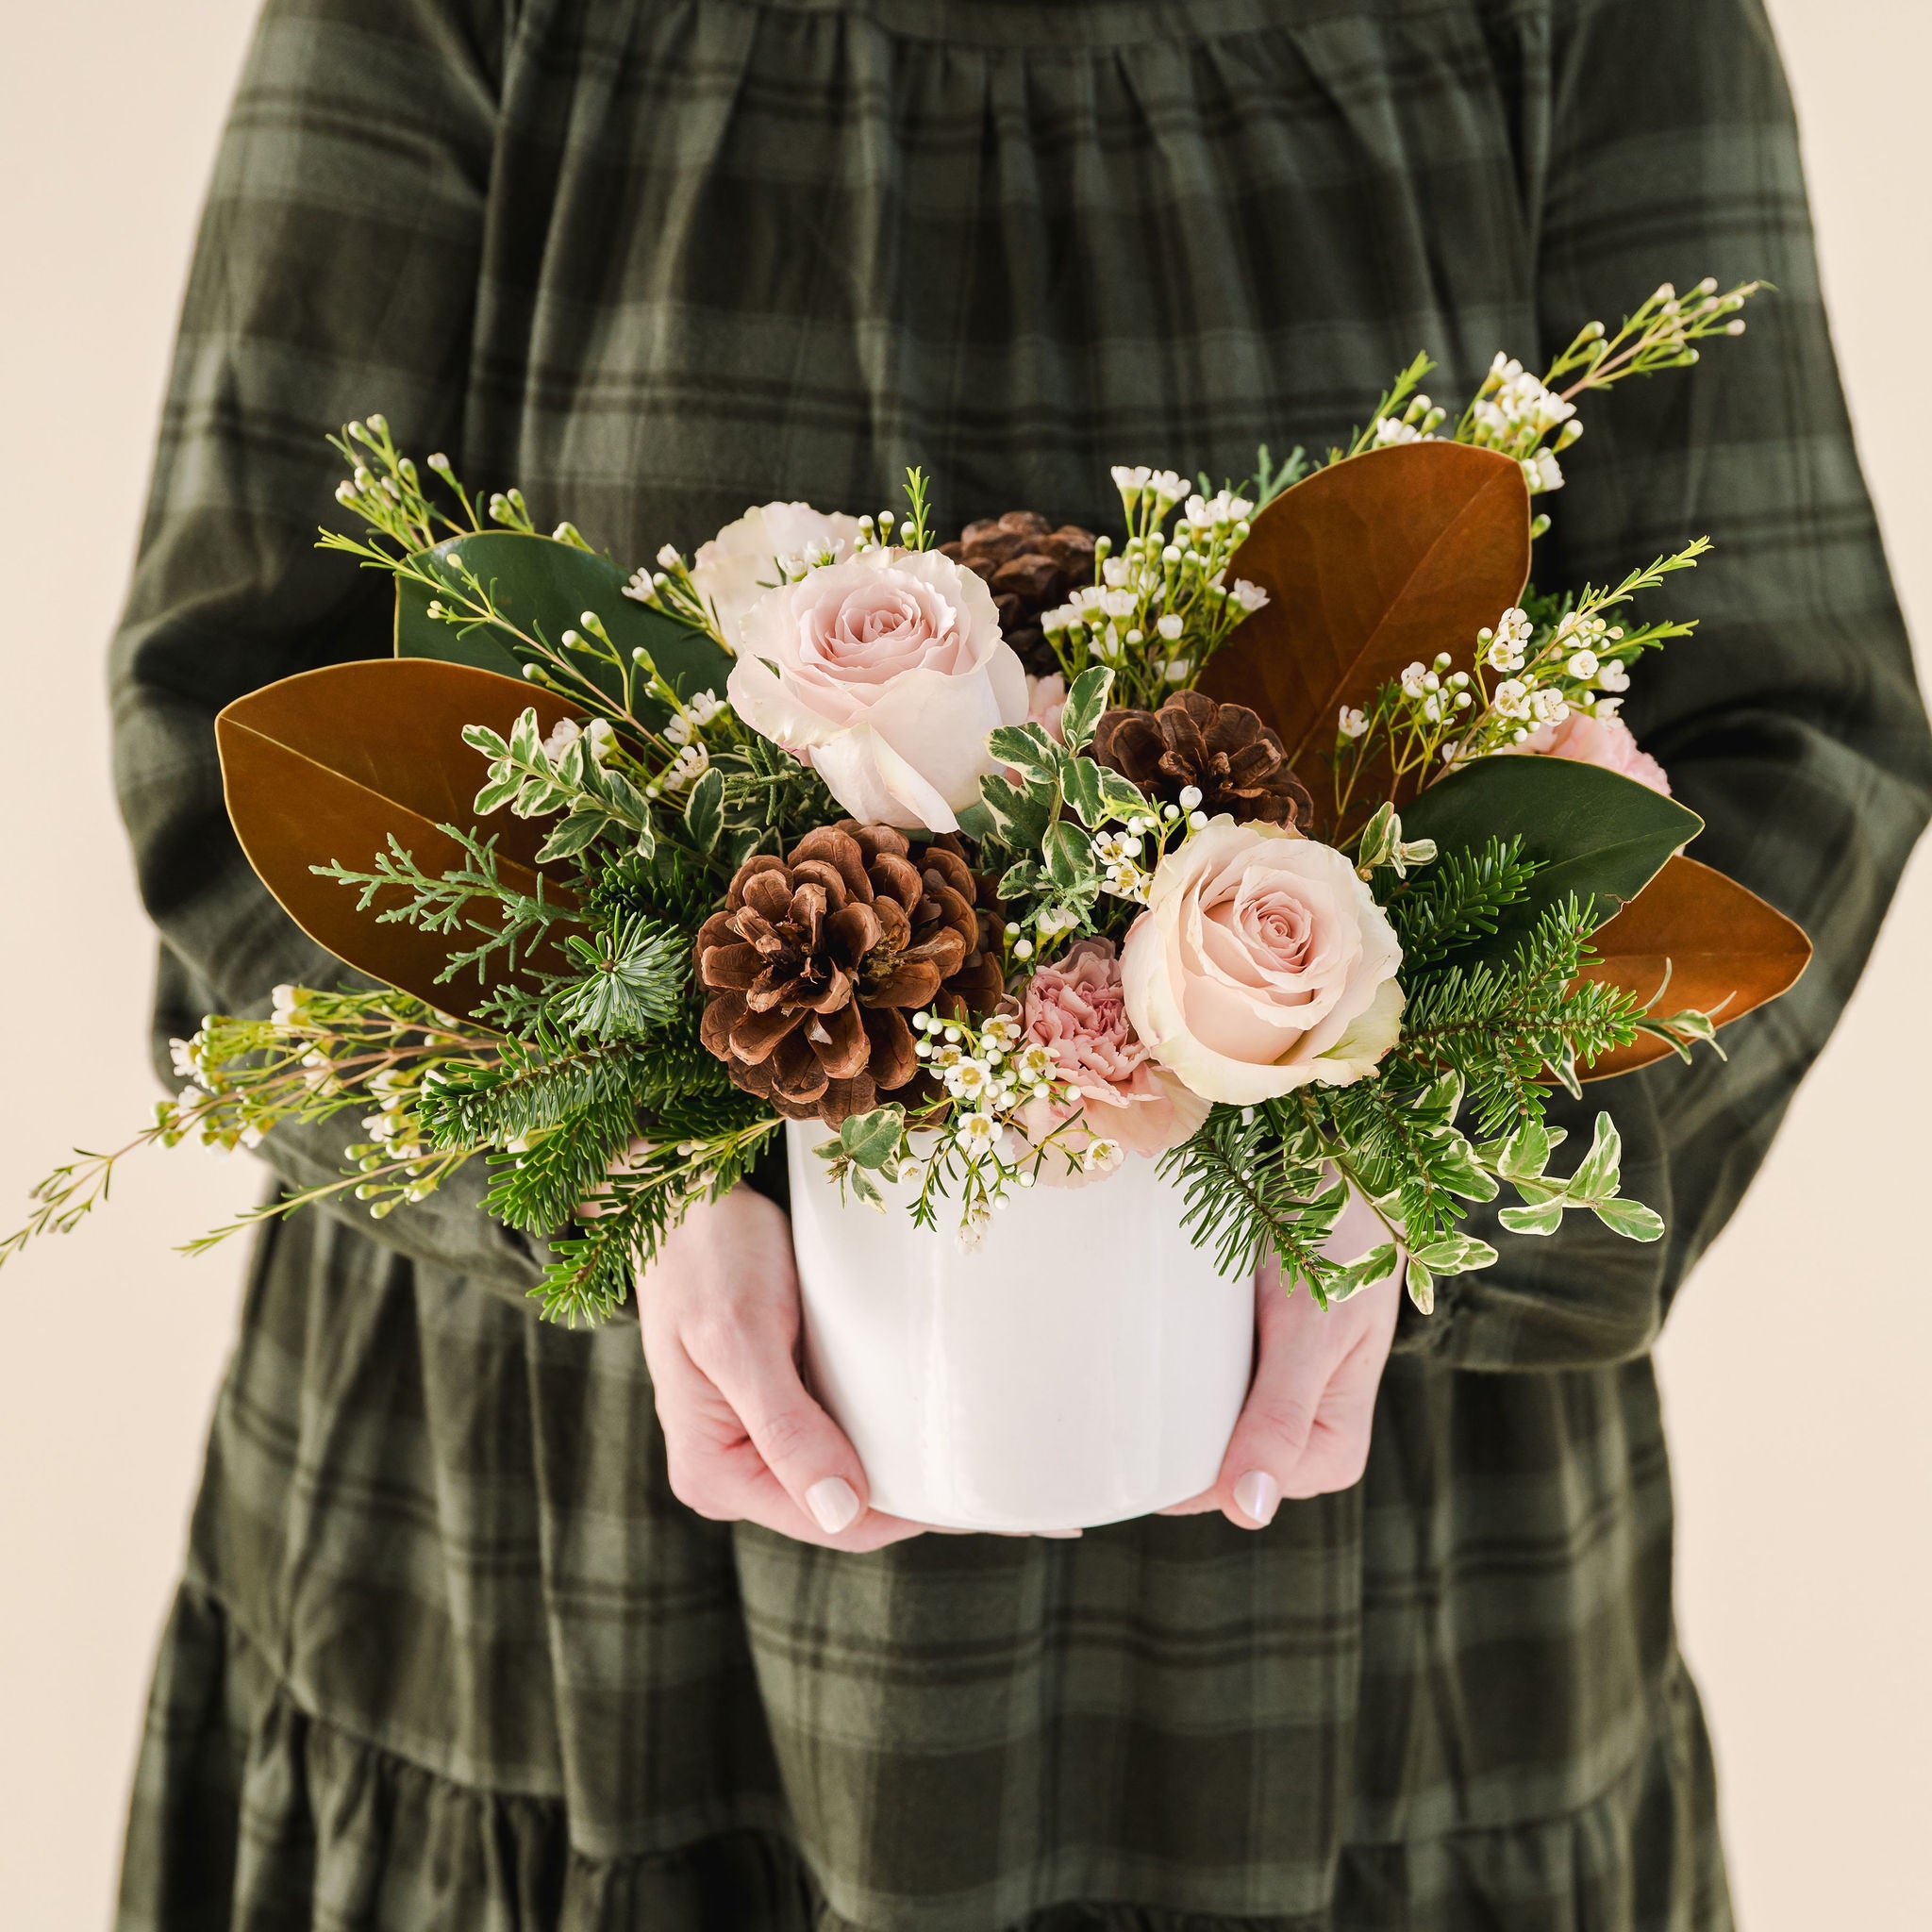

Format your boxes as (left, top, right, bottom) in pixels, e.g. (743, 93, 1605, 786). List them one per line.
(1060, 666, 1114, 750)
(1401, 756, 1704, 964)
(1498, 1199, 1566, 1237)
(396, 531, 732, 722)
(1591, 1196, 1665, 1241)
(683, 765, 724, 853)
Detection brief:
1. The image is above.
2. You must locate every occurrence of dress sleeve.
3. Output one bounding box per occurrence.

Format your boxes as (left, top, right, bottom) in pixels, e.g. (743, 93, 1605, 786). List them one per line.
(1393, 0, 1932, 1370)
(109, 0, 555, 1305)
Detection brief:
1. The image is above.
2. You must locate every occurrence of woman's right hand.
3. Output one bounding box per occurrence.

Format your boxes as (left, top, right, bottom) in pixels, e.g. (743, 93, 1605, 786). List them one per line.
(635, 1183, 926, 1551)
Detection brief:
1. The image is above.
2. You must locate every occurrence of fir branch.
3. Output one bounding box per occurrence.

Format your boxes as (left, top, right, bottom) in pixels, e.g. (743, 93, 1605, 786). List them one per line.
(314, 825, 576, 986)
(1384, 837, 1539, 968)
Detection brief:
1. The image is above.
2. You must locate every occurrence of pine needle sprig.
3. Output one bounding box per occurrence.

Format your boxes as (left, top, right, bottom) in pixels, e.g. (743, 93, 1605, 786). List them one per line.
(314, 825, 576, 987)
(1385, 837, 1540, 968)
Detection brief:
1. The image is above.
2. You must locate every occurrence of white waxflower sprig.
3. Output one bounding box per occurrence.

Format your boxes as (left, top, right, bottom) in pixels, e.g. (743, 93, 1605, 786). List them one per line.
(1035, 469, 1269, 709)
(1324, 541, 1708, 829)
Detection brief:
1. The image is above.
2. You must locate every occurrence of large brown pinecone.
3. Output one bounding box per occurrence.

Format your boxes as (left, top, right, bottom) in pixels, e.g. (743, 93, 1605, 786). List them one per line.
(941, 510, 1096, 676)
(694, 822, 1001, 1124)
(1092, 691, 1313, 828)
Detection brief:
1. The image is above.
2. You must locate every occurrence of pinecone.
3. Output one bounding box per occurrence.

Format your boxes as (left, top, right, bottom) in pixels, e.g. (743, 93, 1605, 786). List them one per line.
(1091, 691, 1314, 828)
(694, 822, 994, 1124)
(941, 510, 1096, 676)
(920, 834, 1008, 1019)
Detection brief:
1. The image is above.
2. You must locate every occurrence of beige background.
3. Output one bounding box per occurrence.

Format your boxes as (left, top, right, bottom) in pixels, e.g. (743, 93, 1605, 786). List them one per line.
(1, 1, 1926, 1923)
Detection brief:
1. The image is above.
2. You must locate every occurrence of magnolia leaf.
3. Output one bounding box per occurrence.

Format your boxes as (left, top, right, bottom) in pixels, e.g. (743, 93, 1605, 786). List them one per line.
(395, 530, 731, 721)
(1060, 666, 1114, 750)
(1401, 755, 1704, 959)
(1199, 441, 1532, 788)
(1576, 854, 1812, 1079)
(215, 659, 579, 1019)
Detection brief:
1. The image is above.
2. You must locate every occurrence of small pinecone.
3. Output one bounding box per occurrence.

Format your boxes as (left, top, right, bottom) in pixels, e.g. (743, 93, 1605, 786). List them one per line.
(941, 510, 1096, 676)
(921, 833, 1008, 1019)
(694, 822, 994, 1125)
(1092, 691, 1314, 828)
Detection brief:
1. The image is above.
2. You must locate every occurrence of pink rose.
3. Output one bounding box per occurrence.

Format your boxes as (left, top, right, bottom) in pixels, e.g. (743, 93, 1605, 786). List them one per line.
(1514, 708, 1671, 794)
(689, 502, 860, 650)
(1121, 818, 1404, 1105)
(1015, 938, 1209, 1180)
(1025, 673, 1068, 743)
(726, 548, 1027, 831)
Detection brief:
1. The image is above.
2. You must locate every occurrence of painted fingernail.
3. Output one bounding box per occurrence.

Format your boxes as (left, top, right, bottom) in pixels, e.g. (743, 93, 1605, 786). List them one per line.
(1234, 1470, 1280, 1528)
(807, 1476, 861, 1535)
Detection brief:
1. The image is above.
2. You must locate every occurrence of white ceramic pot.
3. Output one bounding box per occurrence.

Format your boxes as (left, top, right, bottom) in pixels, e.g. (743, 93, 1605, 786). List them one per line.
(784, 1122, 1256, 1531)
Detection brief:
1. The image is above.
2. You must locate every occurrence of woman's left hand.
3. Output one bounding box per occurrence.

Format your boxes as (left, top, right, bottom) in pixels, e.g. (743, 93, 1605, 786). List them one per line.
(1160, 1260, 1401, 1528)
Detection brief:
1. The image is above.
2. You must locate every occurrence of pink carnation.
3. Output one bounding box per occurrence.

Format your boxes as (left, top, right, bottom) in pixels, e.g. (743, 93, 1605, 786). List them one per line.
(1015, 938, 1208, 1181)
(1517, 708, 1671, 794)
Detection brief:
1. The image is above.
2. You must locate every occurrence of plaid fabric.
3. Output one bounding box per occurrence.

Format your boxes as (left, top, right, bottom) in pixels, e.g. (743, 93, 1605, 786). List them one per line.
(111, 1, 1930, 1927)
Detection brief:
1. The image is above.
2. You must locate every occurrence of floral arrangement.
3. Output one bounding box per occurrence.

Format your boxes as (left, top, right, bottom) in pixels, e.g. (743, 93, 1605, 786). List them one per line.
(6, 277, 1812, 1325)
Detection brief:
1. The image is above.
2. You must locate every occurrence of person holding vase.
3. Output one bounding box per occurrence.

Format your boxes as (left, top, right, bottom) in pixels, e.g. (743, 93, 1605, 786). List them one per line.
(110, 2, 1930, 1929)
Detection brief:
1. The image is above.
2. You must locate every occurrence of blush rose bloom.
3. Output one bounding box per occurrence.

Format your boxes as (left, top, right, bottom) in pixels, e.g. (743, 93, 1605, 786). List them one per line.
(1121, 818, 1405, 1104)
(1511, 708, 1671, 794)
(1014, 938, 1210, 1181)
(726, 547, 1028, 830)
(689, 502, 861, 650)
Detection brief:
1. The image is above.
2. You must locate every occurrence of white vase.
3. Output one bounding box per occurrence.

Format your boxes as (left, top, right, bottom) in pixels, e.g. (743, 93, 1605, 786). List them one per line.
(784, 1121, 1256, 1531)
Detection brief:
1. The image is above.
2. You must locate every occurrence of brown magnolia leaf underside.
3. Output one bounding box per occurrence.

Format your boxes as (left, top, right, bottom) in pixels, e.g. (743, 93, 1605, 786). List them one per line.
(216, 658, 580, 1019)
(1200, 442, 1533, 802)
(1578, 854, 1812, 1080)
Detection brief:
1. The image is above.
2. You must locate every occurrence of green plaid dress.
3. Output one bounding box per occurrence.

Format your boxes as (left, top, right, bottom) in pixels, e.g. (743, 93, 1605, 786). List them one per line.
(110, 1, 1931, 1926)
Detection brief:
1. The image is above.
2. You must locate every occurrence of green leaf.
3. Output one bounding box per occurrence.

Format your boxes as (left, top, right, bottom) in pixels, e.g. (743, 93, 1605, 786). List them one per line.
(955, 801, 996, 840)
(1566, 1112, 1622, 1205)
(535, 809, 610, 863)
(986, 724, 1060, 782)
(1429, 1137, 1498, 1203)
(1410, 1233, 1498, 1274)
(840, 1105, 908, 1174)
(1328, 1242, 1400, 1301)
(1097, 768, 1151, 820)
(1498, 1199, 1565, 1237)
(1591, 1196, 1665, 1241)
(1043, 820, 1091, 888)
(1401, 756, 1704, 965)
(683, 765, 724, 853)
(396, 531, 731, 722)
(1060, 757, 1108, 828)
(1405, 1256, 1437, 1314)
(1497, 1117, 1554, 1182)
(1059, 666, 1114, 750)
(978, 772, 1054, 848)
